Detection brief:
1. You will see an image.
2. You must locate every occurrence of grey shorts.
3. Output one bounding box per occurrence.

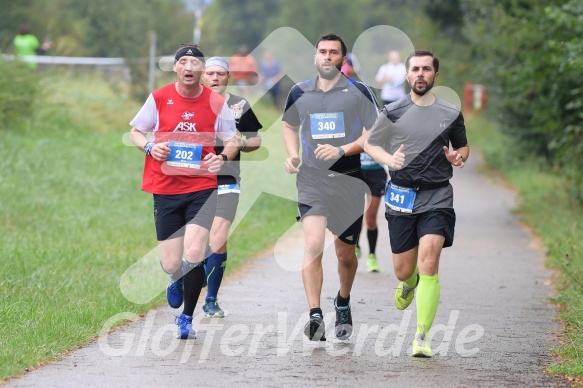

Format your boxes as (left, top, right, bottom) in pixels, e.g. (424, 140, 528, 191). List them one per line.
(296, 167, 369, 245)
(216, 192, 239, 222)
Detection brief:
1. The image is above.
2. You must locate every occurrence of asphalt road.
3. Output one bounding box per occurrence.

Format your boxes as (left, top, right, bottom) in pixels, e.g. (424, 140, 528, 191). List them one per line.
(6, 154, 569, 387)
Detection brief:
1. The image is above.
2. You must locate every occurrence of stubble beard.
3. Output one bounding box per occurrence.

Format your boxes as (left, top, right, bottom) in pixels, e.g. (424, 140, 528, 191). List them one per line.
(317, 61, 342, 80)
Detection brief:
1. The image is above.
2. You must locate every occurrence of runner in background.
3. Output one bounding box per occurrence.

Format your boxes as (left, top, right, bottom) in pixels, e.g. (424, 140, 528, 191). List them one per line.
(355, 153, 388, 272)
(201, 57, 263, 318)
(375, 50, 406, 106)
(344, 51, 386, 272)
(228, 45, 258, 96)
(340, 52, 360, 80)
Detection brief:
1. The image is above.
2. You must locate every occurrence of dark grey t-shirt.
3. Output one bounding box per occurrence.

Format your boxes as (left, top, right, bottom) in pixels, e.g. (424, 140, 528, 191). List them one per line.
(283, 75, 379, 175)
(367, 95, 467, 214)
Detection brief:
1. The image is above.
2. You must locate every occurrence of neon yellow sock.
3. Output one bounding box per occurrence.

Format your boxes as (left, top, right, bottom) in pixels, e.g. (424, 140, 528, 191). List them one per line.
(404, 266, 419, 289)
(415, 273, 440, 335)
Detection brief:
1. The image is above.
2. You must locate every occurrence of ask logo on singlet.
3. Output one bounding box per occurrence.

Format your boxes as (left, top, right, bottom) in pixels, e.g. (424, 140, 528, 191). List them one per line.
(173, 111, 197, 132)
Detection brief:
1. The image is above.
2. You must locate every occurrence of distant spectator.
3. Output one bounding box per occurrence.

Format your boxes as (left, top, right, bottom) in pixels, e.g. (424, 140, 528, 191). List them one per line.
(259, 50, 283, 106)
(375, 50, 406, 106)
(341, 52, 360, 79)
(13, 22, 51, 69)
(228, 45, 258, 94)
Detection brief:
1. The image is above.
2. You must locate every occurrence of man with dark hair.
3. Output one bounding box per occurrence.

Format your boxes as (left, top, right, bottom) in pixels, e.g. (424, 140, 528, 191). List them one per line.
(129, 44, 239, 339)
(365, 49, 469, 357)
(282, 33, 379, 341)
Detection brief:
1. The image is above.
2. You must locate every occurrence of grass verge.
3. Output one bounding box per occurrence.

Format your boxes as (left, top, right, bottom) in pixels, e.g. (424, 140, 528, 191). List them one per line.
(0, 72, 296, 380)
(467, 114, 583, 380)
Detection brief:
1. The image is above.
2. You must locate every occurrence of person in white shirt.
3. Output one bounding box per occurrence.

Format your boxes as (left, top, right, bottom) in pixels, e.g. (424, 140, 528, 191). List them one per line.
(375, 50, 407, 106)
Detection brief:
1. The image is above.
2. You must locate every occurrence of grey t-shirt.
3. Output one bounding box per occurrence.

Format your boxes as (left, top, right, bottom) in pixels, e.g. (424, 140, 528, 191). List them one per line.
(367, 95, 467, 214)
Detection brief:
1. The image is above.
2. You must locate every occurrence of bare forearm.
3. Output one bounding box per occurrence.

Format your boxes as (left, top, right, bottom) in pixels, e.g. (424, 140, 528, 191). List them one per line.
(342, 130, 368, 156)
(241, 134, 262, 153)
(221, 137, 240, 160)
(282, 123, 300, 158)
(363, 142, 391, 166)
(455, 146, 470, 163)
(130, 128, 149, 152)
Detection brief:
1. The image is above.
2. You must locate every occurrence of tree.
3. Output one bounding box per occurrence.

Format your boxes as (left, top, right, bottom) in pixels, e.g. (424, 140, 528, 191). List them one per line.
(465, 0, 583, 200)
(200, 0, 278, 56)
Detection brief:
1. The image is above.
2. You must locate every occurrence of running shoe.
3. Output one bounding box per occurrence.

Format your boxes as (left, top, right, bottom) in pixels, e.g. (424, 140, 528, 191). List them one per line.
(166, 277, 184, 309)
(355, 246, 362, 259)
(175, 314, 196, 339)
(411, 332, 432, 358)
(367, 253, 380, 272)
(202, 297, 225, 318)
(334, 298, 353, 340)
(394, 274, 419, 310)
(304, 313, 326, 341)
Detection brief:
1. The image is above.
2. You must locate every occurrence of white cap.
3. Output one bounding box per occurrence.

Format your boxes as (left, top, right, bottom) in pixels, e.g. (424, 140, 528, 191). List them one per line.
(205, 57, 229, 72)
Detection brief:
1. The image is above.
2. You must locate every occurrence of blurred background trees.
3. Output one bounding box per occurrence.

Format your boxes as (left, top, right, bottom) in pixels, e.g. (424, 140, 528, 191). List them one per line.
(0, 0, 581, 199)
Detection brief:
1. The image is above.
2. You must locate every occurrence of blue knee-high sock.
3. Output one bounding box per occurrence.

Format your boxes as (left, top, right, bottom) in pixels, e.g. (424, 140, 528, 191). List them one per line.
(206, 252, 227, 299)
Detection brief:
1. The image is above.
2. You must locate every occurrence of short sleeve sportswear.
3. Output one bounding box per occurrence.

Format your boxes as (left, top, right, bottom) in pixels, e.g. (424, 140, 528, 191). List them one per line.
(282, 75, 379, 175)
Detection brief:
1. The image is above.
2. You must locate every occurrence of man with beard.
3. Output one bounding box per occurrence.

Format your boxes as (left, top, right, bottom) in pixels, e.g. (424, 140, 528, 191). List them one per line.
(282, 33, 379, 341)
(364, 50, 469, 357)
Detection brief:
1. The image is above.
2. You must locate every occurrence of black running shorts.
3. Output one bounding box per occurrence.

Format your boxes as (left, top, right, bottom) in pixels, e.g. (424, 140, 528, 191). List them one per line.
(362, 167, 388, 197)
(153, 189, 217, 241)
(385, 208, 456, 254)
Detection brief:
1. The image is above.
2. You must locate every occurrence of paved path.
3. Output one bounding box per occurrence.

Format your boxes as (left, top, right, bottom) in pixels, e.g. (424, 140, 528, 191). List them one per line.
(6, 155, 567, 387)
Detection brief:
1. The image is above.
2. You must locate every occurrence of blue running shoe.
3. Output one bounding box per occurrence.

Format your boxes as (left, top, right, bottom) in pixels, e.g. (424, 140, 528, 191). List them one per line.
(175, 314, 196, 339)
(334, 297, 353, 340)
(166, 277, 184, 309)
(202, 297, 225, 318)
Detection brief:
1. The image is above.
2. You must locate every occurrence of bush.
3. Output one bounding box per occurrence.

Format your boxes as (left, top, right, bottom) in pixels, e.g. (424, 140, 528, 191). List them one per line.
(0, 58, 41, 129)
(465, 0, 583, 201)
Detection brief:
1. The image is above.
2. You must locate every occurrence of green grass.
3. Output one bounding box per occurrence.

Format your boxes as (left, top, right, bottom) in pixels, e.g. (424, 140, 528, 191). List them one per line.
(467, 114, 583, 380)
(0, 72, 296, 380)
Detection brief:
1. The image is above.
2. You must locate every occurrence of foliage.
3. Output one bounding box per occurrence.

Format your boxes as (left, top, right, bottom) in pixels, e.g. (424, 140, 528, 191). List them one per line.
(468, 115, 583, 379)
(1, 0, 193, 101)
(464, 0, 583, 201)
(200, 0, 279, 56)
(0, 58, 40, 129)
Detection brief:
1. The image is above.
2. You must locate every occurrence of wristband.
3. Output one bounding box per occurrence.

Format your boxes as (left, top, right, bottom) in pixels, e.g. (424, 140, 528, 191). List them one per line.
(337, 146, 345, 157)
(241, 140, 247, 151)
(219, 153, 228, 162)
(144, 142, 154, 156)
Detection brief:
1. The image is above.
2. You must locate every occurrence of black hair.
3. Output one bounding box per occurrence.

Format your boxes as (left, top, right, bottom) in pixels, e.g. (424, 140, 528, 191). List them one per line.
(405, 50, 439, 72)
(315, 33, 347, 57)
